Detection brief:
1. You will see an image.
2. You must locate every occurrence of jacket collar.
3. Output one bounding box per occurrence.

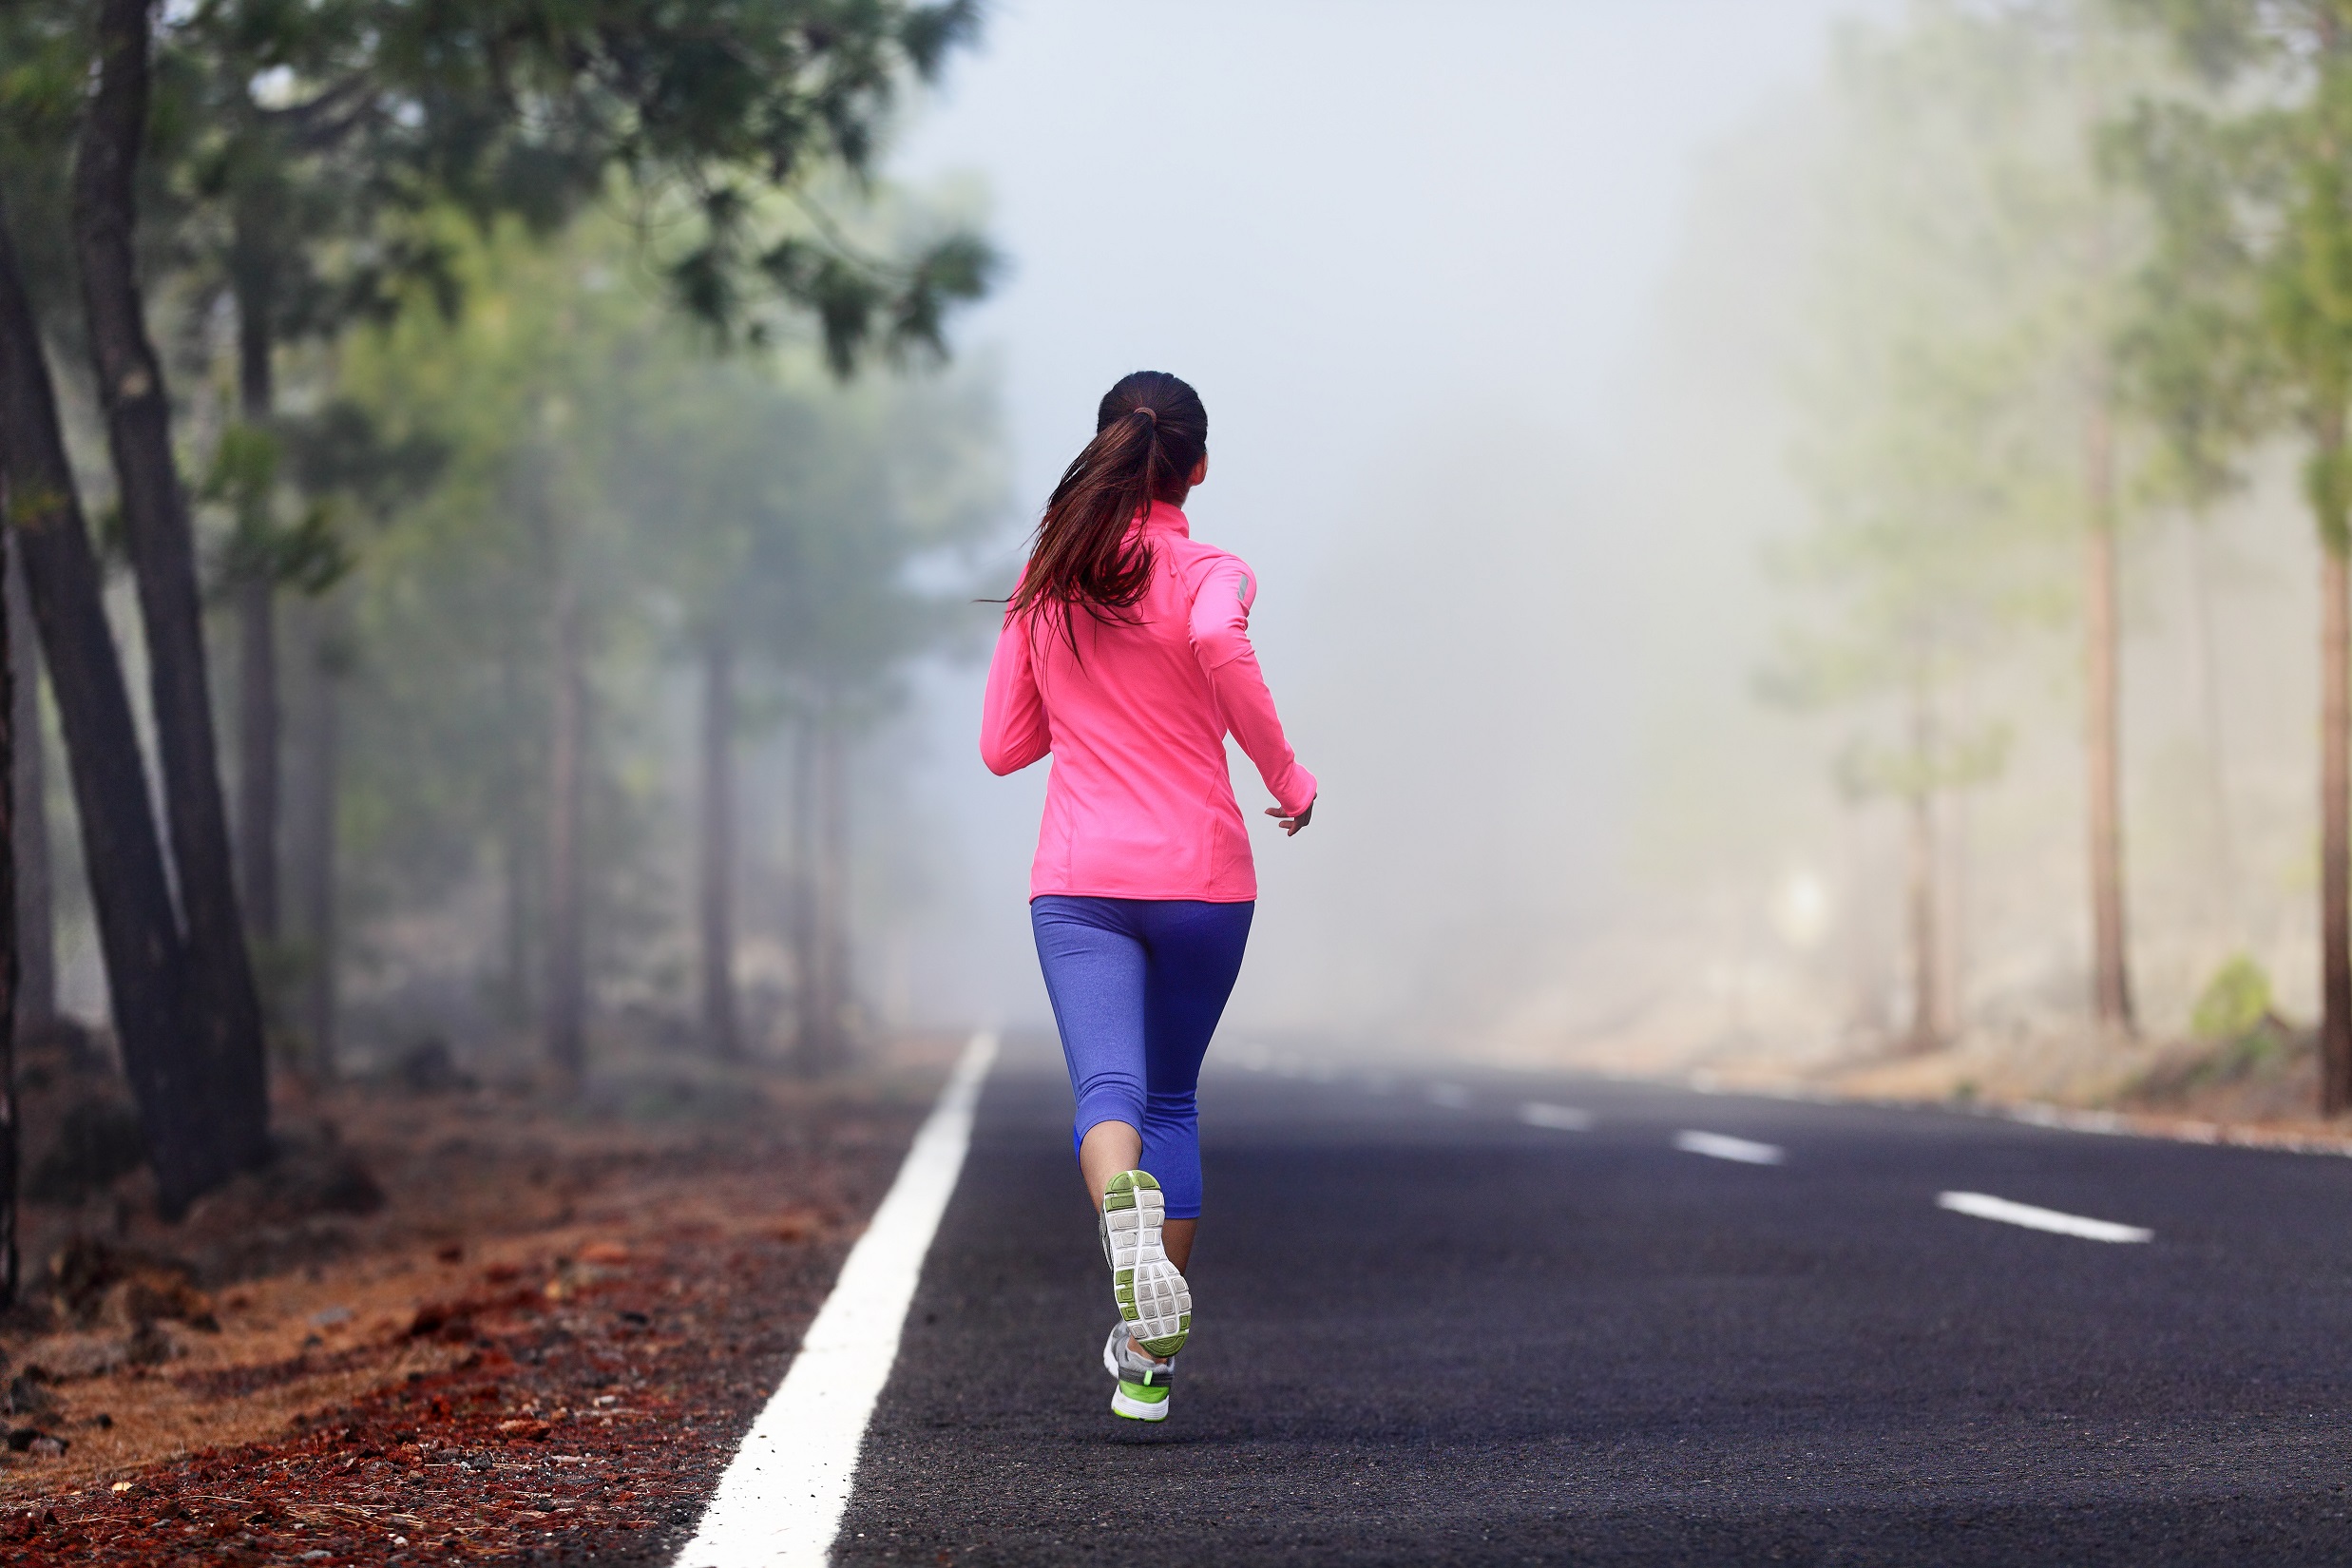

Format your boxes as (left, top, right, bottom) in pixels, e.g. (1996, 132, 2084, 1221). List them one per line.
(1138, 501, 1191, 537)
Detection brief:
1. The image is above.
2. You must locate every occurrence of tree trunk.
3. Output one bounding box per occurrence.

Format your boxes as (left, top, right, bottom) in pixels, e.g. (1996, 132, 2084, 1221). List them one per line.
(1944, 781, 1968, 1043)
(2185, 517, 2239, 941)
(0, 478, 17, 1303)
(1839, 798, 1887, 1037)
(813, 708, 851, 1071)
(790, 710, 855, 1079)
(2083, 390, 2134, 1034)
(74, 0, 270, 1168)
(545, 570, 586, 1080)
(8, 534, 52, 1033)
(1904, 684, 1940, 1056)
(2322, 542, 2351, 1114)
(790, 716, 820, 1077)
(1904, 788, 1940, 1057)
(502, 802, 533, 1030)
(498, 642, 532, 1029)
(233, 287, 279, 946)
(0, 183, 215, 1214)
(288, 599, 341, 1076)
(698, 633, 740, 1060)
(235, 572, 279, 944)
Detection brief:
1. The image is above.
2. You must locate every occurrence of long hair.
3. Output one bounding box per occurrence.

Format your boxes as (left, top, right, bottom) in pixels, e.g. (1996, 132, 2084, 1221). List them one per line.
(1010, 371, 1208, 651)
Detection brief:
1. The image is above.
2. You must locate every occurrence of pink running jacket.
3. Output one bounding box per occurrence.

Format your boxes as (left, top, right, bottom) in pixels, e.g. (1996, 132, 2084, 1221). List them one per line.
(981, 503, 1316, 902)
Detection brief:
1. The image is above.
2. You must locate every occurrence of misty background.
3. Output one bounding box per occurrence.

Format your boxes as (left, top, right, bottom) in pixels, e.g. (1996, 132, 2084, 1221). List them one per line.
(15, 0, 2326, 1103)
(887, 0, 1905, 1049)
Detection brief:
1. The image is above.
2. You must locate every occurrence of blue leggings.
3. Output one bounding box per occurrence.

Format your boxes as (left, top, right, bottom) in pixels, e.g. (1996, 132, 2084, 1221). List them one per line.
(1030, 896, 1254, 1220)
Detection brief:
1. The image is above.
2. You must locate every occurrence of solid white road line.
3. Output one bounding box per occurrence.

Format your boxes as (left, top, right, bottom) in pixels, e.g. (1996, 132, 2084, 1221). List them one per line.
(1936, 1190, 2151, 1244)
(1428, 1082, 1473, 1109)
(673, 1029, 1000, 1568)
(1673, 1130, 1785, 1165)
(1519, 1101, 1595, 1132)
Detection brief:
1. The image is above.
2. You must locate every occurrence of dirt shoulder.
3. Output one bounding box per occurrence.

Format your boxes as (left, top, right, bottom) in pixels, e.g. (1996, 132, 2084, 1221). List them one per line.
(1478, 990, 2352, 1154)
(1564, 1021, 2352, 1156)
(0, 1031, 958, 1565)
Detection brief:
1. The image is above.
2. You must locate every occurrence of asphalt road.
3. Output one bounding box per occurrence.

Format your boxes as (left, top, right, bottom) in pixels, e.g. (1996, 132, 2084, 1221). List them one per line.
(831, 1037, 2352, 1565)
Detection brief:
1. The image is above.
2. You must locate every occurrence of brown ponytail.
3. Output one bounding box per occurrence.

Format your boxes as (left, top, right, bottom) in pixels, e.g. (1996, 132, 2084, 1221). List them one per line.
(1011, 371, 1208, 650)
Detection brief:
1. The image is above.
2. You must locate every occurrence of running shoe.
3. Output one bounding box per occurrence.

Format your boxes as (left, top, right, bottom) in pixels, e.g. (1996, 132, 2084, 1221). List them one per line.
(1101, 1169, 1191, 1356)
(1103, 1323, 1174, 1422)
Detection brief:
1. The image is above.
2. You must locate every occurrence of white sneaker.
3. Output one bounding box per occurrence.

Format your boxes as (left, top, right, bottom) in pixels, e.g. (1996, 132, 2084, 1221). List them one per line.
(1101, 1169, 1190, 1356)
(1103, 1324, 1174, 1421)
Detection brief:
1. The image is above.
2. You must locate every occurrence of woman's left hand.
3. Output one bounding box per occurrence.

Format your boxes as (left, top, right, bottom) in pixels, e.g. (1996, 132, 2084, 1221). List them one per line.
(1267, 797, 1314, 837)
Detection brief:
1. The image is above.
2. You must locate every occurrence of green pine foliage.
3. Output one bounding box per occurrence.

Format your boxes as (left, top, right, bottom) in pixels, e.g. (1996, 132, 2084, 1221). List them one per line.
(325, 214, 1002, 1019)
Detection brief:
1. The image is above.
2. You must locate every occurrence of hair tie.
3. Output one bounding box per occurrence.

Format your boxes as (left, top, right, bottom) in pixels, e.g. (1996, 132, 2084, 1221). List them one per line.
(1132, 406, 1157, 425)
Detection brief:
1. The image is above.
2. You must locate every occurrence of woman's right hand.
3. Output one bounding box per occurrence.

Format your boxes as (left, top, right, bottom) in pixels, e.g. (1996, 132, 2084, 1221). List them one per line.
(1266, 797, 1314, 837)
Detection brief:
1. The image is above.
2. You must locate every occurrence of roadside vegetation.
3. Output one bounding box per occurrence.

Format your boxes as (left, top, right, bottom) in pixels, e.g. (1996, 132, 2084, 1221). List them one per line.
(0, 0, 1003, 1520)
(1720, 0, 2352, 1126)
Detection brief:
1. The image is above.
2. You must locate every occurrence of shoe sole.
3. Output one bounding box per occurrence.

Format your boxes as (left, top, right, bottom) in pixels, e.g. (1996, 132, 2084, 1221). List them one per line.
(1110, 1382, 1171, 1421)
(1103, 1170, 1190, 1356)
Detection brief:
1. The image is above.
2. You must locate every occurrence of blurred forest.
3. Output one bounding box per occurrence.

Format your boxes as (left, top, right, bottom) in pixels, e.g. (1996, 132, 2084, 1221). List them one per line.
(0, 0, 1001, 1301)
(1541, 0, 2352, 1126)
(11, 0, 2352, 1320)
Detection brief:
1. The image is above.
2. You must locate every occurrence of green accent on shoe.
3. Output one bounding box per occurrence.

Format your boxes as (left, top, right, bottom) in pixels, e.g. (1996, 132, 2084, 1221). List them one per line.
(1117, 1379, 1170, 1405)
(1111, 1386, 1170, 1421)
(1134, 1313, 1189, 1358)
(1103, 1168, 1188, 1357)
(1103, 1169, 1157, 1212)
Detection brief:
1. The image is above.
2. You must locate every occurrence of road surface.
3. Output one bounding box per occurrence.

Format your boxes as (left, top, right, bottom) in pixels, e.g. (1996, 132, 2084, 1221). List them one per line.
(827, 1038, 2352, 1565)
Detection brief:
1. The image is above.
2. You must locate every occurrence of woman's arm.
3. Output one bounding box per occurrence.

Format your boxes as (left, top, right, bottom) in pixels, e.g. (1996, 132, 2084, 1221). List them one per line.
(1189, 558, 1317, 817)
(980, 611, 1051, 774)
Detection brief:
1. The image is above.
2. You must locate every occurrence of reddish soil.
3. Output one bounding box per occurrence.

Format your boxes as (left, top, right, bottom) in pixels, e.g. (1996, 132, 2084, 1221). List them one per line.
(0, 1033, 952, 1566)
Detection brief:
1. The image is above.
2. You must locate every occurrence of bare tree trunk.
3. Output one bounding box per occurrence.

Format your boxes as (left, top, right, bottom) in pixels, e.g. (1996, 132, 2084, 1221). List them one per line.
(235, 572, 279, 944)
(1904, 684, 1941, 1056)
(2084, 391, 2134, 1034)
(814, 709, 851, 1070)
(698, 633, 740, 1060)
(233, 280, 279, 947)
(1839, 798, 1886, 1038)
(0, 478, 18, 1302)
(790, 715, 819, 1077)
(8, 535, 52, 1033)
(288, 600, 342, 1076)
(75, 0, 270, 1168)
(497, 643, 532, 1029)
(2323, 542, 2351, 1114)
(1905, 787, 1940, 1057)
(545, 570, 586, 1080)
(502, 809, 532, 1029)
(2185, 517, 2239, 940)
(0, 182, 214, 1215)
(1944, 783, 1968, 1042)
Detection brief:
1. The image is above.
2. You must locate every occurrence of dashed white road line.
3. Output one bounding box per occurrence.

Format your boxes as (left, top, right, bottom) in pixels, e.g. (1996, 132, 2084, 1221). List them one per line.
(1520, 1101, 1594, 1132)
(1936, 1190, 2151, 1244)
(1428, 1082, 1473, 1109)
(673, 1029, 999, 1568)
(1673, 1130, 1785, 1165)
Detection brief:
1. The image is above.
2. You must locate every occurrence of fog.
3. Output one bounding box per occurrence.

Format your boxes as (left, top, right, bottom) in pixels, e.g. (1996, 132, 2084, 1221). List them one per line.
(883, 0, 1894, 1050)
(20, 0, 2323, 1103)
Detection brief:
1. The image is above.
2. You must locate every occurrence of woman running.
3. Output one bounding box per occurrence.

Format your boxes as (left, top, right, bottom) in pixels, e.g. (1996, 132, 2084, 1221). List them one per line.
(981, 370, 1316, 1423)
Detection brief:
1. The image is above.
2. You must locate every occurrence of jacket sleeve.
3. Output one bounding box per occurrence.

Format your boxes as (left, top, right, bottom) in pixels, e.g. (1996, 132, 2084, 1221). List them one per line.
(980, 609, 1051, 774)
(1189, 555, 1318, 815)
